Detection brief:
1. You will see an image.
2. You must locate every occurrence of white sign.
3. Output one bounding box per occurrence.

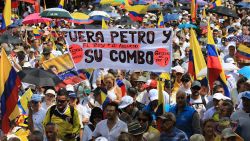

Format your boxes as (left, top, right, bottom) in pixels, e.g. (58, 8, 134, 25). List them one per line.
(65, 28, 173, 72)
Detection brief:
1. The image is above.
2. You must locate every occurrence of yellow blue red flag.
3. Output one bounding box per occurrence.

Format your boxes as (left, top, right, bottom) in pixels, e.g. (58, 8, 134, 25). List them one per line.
(58, 0, 64, 8)
(0, 48, 21, 134)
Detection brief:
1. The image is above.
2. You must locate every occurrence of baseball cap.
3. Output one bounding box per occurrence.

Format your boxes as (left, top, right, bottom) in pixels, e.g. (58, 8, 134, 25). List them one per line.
(148, 89, 158, 101)
(191, 81, 201, 89)
(118, 95, 134, 109)
(45, 89, 56, 96)
(213, 93, 224, 100)
(66, 84, 74, 92)
(135, 76, 147, 83)
(69, 92, 77, 98)
(172, 65, 184, 73)
(31, 94, 42, 102)
(221, 128, 237, 139)
(241, 91, 250, 100)
(143, 80, 157, 89)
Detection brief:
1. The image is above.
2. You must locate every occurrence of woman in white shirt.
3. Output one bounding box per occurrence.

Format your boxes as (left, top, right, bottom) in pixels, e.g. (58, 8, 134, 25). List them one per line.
(103, 73, 122, 104)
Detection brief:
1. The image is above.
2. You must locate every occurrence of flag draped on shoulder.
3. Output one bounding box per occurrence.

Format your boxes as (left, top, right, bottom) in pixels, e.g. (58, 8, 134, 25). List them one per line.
(58, 0, 64, 8)
(189, 28, 207, 80)
(124, 0, 149, 22)
(1, 0, 11, 30)
(0, 48, 21, 134)
(206, 21, 230, 97)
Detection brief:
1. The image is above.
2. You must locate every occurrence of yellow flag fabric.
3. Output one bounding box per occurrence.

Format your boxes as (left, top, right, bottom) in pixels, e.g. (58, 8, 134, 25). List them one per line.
(215, 0, 222, 6)
(20, 88, 33, 112)
(124, 0, 149, 14)
(100, 90, 107, 104)
(159, 72, 170, 80)
(9, 106, 20, 121)
(157, 81, 164, 106)
(3, 0, 12, 28)
(207, 22, 215, 45)
(190, 28, 207, 79)
(102, 18, 108, 29)
(158, 12, 164, 27)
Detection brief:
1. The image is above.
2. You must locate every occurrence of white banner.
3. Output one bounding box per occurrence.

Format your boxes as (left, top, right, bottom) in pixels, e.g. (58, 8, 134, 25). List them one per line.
(65, 28, 173, 72)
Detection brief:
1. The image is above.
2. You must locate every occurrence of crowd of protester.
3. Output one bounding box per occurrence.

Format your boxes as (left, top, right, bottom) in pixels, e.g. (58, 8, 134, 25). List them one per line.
(0, 0, 250, 141)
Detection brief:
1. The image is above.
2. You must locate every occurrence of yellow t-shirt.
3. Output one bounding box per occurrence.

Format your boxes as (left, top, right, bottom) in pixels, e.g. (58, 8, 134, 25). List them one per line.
(43, 106, 81, 141)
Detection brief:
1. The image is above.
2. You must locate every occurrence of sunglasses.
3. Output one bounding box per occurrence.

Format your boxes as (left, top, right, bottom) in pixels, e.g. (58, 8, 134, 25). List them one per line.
(31, 101, 39, 105)
(57, 99, 67, 104)
(138, 118, 148, 122)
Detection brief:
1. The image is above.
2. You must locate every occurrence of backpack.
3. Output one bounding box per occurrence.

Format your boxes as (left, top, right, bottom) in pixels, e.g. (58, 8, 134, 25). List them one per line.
(49, 105, 74, 125)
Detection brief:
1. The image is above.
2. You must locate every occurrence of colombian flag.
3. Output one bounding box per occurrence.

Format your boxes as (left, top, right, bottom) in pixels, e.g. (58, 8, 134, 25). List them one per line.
(33, 28, 41, 39)
(188, 50, 196, 79)
(124, 0, 148, 22)
(206, 21, 230, 97)
(0, 48, 21, 134)
(116, 79, 126, 97)
(236, 44, 250, 60)
(100, 90, 110, 109)
(210, 0, 222, 8)
(58, 0, 64, 8)
(189, 28, 207, 80)
(1, 0, 11, 30)
(158, 12, 164, 28)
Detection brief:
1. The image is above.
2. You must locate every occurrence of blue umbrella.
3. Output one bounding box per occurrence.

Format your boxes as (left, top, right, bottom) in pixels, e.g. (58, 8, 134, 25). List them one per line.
(238, 66, 250, 79)
(235, 2, 250, 8)
(89, 15, 110, 21)
(164, 13, 180, 23)
(148, 4, 162, 12)
(178, 23, 197, 29)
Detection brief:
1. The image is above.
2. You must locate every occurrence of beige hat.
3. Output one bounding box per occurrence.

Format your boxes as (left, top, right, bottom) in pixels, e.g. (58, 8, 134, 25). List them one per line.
(45, 89, 56, 96)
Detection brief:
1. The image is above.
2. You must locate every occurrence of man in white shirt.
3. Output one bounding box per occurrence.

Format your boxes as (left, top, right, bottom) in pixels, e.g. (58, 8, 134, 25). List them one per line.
(92, 102, 128, 141)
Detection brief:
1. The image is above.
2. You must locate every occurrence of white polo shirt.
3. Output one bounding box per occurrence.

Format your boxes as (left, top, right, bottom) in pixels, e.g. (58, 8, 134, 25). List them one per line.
(92, 118, 128, 141)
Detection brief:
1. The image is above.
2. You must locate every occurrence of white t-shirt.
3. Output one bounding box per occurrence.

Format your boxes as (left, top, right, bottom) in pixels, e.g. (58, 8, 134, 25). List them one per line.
(189, 97, 207, 119)
(92, 118, 128, 141)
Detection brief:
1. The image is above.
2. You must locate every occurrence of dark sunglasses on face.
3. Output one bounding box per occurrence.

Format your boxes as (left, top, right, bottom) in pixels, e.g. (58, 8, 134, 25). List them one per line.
(31, 101, 39, 105)
(57, 99, 67, 104)
(138, 118, 148, 122)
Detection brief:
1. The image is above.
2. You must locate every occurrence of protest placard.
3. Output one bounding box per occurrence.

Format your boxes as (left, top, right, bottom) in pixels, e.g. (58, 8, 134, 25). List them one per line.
(42, 53, 86, 87)
(65, 28, 173, 72)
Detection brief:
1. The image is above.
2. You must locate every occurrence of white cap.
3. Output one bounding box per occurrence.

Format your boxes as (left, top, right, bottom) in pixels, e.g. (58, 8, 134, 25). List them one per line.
(95, 137, 108, 141)
(66, 84, 74, 92)
(172, 65, 184, 73)
(118, 95, 134, 109)
(213, 93, 224, 100)
(148, 89, 158, 101)
(45, 89, 56, 96)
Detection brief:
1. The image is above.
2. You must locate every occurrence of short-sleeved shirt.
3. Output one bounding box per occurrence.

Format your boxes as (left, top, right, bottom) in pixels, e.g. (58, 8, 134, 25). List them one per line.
(92, 118, 128, 141)
(43, 105, 81, 141)
(231, 110, 250, 141)
(160, 127, 188, 141)
(33, 108, 46, 133)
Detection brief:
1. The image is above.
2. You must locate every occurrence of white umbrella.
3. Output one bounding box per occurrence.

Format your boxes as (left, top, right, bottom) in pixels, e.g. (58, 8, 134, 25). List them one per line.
(88, 11, 111, 18)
